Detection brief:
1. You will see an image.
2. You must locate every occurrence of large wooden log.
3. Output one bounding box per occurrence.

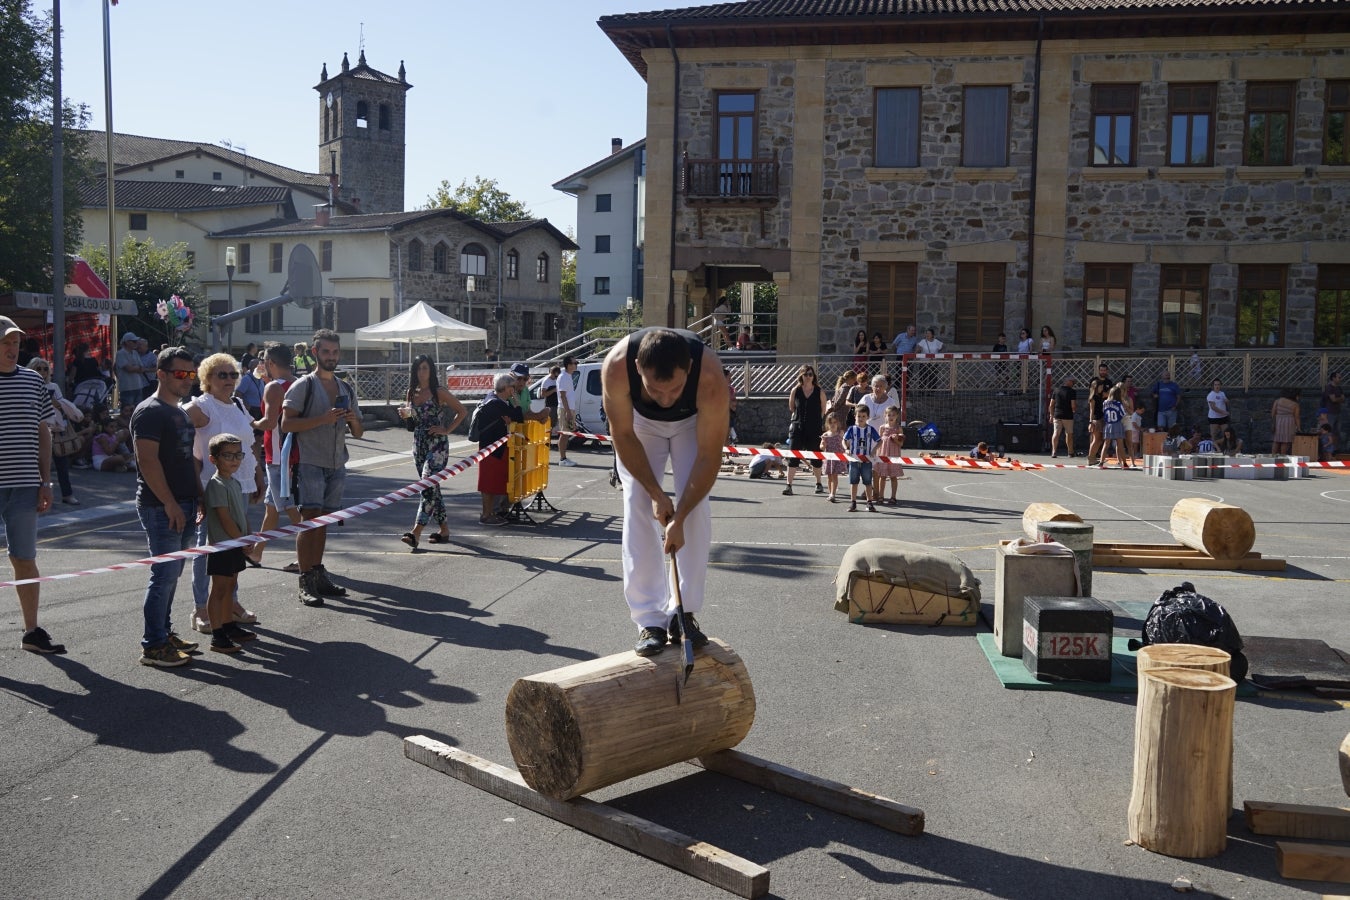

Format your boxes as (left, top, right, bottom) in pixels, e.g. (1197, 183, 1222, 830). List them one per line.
(1169, 498, 1256, 560)
(1022, 502, 1082, 541)
(1137, 644, 1231, 677)
(506, 638, 756, 800)
(1128, 667, 1236, 858)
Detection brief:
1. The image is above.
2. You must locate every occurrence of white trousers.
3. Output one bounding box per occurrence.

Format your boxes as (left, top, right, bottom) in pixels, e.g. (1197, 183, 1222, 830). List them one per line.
(616, 412, 711, 629)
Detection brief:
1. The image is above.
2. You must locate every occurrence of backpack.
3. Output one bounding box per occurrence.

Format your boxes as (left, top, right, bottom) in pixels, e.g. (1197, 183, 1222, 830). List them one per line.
(466, 393, 492, 443)
(1128, 582, 1248, 682)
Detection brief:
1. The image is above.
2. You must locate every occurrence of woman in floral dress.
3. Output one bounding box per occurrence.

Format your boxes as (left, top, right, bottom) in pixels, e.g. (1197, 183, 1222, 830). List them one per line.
(400, 356, 466, 549)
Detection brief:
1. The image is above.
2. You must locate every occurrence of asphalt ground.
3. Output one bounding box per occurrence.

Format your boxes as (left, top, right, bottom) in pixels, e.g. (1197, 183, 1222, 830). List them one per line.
(2, 424, 1348, 899)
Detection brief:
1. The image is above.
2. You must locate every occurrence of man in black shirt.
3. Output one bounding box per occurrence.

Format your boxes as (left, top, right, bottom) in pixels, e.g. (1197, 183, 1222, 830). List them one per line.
(602, 328, 729, 656)
(131, 347, 202, 668)
(1049, 376, 1077, 459)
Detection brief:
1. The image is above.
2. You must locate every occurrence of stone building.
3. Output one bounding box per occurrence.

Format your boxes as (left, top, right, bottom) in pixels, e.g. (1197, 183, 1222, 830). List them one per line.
(599, 0, 1350, 354)
(316, 50, 411, 215)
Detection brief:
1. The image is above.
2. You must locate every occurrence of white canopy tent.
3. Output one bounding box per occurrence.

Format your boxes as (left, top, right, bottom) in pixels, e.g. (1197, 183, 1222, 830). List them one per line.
(353, 301, 488, 369)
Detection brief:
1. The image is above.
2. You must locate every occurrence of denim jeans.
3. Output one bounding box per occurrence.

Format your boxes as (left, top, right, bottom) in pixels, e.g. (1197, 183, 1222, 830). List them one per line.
(1157, 408, 1178, 430)
(138, 500, 196, 649)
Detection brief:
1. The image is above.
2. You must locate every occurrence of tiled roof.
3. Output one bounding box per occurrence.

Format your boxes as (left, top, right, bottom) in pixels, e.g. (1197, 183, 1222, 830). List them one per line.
(600, 0, 1348, 75)
(484, 219, 580, 250)
(552, 139, 646, 194)
(210, 211, 579, 250)
(78, 130, 330, 191)
(78, 180, 293, 213)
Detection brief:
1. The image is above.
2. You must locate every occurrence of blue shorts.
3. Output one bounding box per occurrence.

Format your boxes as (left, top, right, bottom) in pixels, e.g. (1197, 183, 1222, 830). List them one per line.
(295, 463, 346, 513)
(264, 462, 298, 511)
(848, 461, 873, 485)
(0, 487, 39, 560)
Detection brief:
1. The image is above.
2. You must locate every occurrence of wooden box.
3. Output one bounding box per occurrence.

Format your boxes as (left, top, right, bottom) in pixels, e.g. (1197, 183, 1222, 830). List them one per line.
(1291, 433, 1318, 461)
(844, 574, 978, 627)
(1142, 431, 1166, 457)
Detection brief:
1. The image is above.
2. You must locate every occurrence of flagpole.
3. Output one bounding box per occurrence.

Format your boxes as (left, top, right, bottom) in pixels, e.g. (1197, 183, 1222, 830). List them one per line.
(103, 0, 117, 309)
(51, 0, 66, 389)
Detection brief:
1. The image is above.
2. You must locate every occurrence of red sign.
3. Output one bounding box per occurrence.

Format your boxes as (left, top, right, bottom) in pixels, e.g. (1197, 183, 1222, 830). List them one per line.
(445, 371, 497, 396)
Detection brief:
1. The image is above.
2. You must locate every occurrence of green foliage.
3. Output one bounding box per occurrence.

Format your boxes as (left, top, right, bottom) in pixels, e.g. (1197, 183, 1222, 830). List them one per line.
(83, 237, 205, 344)
(720, 281, 779, 347)
(422, 175, 532, 222)
(560, 226, 577, 305)
(0, 0, 92, 293)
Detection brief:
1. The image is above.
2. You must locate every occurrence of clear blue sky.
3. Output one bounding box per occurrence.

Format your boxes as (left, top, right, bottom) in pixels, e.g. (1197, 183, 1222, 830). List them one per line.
(57, 0, 653, 231)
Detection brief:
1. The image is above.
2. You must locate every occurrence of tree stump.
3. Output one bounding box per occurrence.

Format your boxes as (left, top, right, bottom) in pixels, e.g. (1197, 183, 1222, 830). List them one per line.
(505, 638, 756, 800)
(1340, 732, 1350, 797)
(1137, 644, 1231, 678)
(1169, 498, 1255, 560)
(1022, 502, 1082, 541)
(1128, 667, 1236, 858)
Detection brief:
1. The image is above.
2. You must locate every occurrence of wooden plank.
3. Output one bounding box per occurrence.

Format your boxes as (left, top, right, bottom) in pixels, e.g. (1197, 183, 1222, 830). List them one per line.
(1276, 841, 1350, 883)
(404, 736, 770, 899)
(1244, 801, 1350, 840)
(692, 748, 924, 837)
(1092, 552, 1285, 571)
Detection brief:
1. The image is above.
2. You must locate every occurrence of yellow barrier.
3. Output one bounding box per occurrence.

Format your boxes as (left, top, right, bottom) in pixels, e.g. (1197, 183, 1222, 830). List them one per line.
(508, 419, 551, 505)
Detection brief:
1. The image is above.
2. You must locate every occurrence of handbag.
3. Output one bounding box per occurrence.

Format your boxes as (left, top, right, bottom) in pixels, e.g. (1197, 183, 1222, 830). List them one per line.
(52, 423, 89, 458)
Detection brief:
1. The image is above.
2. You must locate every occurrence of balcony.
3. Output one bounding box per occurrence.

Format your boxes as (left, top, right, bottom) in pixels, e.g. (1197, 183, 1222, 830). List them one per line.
(681, 151, 779, 207)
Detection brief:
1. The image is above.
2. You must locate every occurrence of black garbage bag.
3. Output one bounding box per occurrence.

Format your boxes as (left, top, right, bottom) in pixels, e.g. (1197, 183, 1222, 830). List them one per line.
(1127, 581, 1248, 682)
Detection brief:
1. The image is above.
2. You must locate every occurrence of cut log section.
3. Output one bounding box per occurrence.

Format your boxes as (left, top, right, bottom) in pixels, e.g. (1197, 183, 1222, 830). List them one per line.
(1169, 498, 1256, 561)
(404, 736, 770, 898)
(1128, 667, 1236, 858)
(1276, 841, 1350, 883)
(1244, 801, 1350, 841)
(505, 638, 756, 800)
(1137, 645, 1232, 678)
(1341, 731, 1350, 796)
(1022, 502, 1082, 541)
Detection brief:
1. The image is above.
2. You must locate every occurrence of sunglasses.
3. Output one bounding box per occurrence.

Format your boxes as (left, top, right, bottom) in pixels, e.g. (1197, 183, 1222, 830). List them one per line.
(215, 371, 240, 380)
(214, 451, 246, 462)
(164, 370, 197, 381)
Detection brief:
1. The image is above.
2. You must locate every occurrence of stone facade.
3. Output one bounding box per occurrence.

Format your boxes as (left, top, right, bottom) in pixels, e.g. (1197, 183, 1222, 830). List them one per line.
(317, 52, 410, 215)
(625, 17, 1350, 356)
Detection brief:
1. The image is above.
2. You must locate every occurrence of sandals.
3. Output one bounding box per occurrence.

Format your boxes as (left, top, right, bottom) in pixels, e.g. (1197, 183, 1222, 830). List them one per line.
(428, 533, 450, 544)
(400, 532, 419, 550)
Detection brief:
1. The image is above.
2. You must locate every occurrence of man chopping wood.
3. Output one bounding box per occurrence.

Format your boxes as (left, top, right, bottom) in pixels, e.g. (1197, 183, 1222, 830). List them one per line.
(601, 328, 730, 657)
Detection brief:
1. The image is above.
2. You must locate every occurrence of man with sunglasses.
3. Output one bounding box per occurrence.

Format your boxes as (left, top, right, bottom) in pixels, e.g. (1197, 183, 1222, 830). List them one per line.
(131, 347, 203, 667)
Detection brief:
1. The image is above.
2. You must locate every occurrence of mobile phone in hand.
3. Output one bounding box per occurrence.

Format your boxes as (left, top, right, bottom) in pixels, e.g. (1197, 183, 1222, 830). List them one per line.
(333, 395, 349, 410)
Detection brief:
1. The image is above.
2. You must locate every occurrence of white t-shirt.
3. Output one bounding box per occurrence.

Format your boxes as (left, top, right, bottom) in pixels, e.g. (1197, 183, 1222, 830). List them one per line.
(917, 338, 943, 354)
(1206, 390, 1229, 420)
(556, 369, 577, 411)
(859, 392, 897, 423)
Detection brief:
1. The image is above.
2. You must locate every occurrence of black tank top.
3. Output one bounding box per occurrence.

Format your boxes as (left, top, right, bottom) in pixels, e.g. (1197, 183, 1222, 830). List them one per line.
(625, 328, 703, 422)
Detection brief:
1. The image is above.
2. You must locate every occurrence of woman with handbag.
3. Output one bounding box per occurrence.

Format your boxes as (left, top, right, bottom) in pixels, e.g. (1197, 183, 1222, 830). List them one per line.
(398, 355, 466, 549)
(27, 358, 83, 505)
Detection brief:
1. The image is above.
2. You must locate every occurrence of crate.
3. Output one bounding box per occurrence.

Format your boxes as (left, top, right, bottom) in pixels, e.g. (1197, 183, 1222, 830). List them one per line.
(1022, 596, 1113, 682)
(843, 574, 978, 626)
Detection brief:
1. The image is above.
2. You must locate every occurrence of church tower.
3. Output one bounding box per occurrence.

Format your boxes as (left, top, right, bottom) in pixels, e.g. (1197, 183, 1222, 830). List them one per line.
(316, 51, 411, 214)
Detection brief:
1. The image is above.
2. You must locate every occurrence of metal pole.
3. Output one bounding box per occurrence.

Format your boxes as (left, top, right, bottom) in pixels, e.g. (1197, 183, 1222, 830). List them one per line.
(102, 0, 117, 304)
(51, 0, 66, 389)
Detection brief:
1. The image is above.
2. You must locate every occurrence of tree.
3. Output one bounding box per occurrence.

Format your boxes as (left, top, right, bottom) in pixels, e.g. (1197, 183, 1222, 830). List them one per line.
(0, 0, 93, 293)
(423, 175, 532, 221)
(560, 226, 577, 306)
(83, 237, 205, 345)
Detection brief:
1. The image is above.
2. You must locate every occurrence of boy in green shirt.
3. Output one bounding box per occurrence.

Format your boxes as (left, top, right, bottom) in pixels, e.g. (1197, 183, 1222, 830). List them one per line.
(205, 434, 258, 654)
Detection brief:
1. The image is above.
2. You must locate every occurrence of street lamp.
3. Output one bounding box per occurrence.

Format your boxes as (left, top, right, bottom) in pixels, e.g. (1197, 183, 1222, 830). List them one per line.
(625, 296, 634, 330)
(217, 245, 236, 352)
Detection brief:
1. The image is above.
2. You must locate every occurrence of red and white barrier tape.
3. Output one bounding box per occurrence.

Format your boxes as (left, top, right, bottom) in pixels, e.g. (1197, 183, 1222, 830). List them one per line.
(0, 438, 507, 590)
(556, 431, 1349, 471)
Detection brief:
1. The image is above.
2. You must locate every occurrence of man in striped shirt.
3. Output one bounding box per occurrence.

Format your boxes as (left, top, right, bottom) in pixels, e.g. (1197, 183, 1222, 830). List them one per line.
(0, 317, 64, 654)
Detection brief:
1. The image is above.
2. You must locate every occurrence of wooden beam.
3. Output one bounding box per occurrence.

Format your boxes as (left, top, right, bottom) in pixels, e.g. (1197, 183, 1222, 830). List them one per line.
(692, 748, 924, 837)
(1276, 841, 1350, 883)
(1244, 801, 1350, 841)
(404, 736, 770, 899)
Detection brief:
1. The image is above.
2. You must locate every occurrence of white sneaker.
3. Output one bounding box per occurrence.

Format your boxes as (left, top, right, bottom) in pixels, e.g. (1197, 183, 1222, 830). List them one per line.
(191, 613, 212, 634)
(559, 458, 577, 467)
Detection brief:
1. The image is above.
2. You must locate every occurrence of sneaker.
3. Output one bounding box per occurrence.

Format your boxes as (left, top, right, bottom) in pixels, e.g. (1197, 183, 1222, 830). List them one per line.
(814, 483, 825, 494)
(634, 626, 669, 657)
(225, 623, 258, 643)
(282, 562, 301, 574)
(867, 502, 878, 512)
(312, 565, 348, 598)
(559, 458, 577, 467)
(668, 613, 709, 649)
(209, 630, 241, 654)
(21, 627, 67, 655)
(61, 496, 81, 505)
(165, 632, 199, 653)
(139, 643, 190, 667)
(191, 612, 212, 634)
(782, 486, 793, 496)
(298, 571, 325, 608)
(849, 502, 858, 512)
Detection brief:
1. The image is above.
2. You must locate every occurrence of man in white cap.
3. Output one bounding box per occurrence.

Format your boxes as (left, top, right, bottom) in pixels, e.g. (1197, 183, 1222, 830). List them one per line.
(116, 331, 148, 407)
(0, 316, 65, 653)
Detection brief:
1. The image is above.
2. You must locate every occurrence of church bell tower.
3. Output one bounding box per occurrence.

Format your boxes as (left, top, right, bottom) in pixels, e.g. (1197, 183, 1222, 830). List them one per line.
(316, 50, 411, 214)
